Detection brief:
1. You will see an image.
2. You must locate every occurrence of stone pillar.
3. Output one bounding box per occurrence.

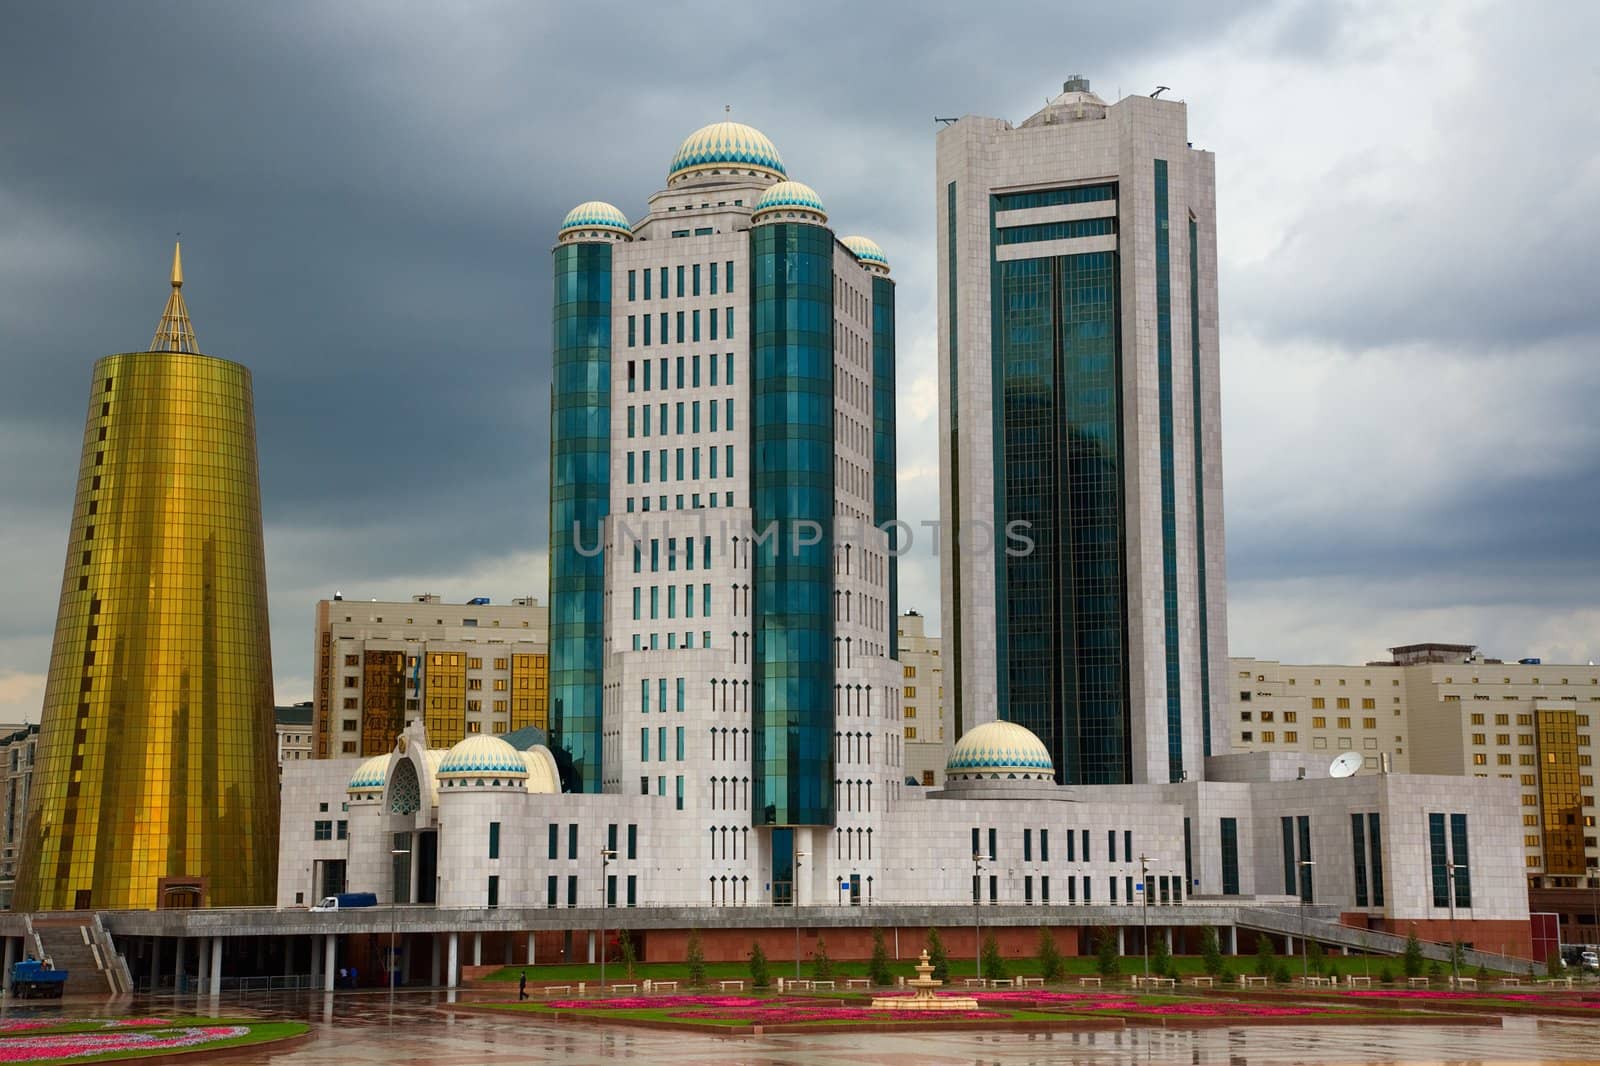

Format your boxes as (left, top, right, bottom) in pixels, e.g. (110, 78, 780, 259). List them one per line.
(198, 938, 211, 995)
(587, 930, 596, 964)
(175, 936, 187, 993)
(1116, 928, 1125, 954)
(3, 937, 16, 997)
(311, 935, 322, 985)
(1164, 928, 1173, 951)
(527, 933, 536, 965)
(431, 935, 441, 987)
(323, 934, 336, 992)
(473, 932, 482, 967)
(210, 937, 223, 995)
(149, 939, 161, 991)
(447, 932, 459, 990)
(503, 938, 513, 964)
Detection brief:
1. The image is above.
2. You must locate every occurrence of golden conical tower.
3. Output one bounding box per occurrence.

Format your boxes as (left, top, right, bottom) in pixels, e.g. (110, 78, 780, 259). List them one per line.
(13, 247, 279, 911)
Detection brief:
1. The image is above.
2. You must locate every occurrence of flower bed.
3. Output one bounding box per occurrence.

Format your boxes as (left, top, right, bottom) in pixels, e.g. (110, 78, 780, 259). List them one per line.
(0, 1020, 309, 1064)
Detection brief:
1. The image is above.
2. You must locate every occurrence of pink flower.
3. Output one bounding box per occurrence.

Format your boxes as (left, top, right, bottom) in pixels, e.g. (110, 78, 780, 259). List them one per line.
(0, 1025, 248, 1063)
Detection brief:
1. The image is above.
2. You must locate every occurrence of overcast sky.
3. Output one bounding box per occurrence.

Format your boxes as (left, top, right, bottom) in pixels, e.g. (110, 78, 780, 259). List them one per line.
(1, 0, 1597, 721)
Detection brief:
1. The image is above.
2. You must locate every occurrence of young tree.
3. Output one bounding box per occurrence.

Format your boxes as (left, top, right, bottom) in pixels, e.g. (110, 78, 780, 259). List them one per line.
(1254, 933, 1277, 978)
(618, 929, 637, 979)
(1151, 933, 1174, 979)
(748, 942, 770, 988)
(1273, 960, 1292, 984)
(926, 929, 950, 983)
(1306, 939, 1325, 978)
(1095, 927, 1121, 978)
(981, 933, 1007, 983)
(1378, 963, 1395, 985)
(811, 936, 834, 982)
(1403, 929, 1425, 979)
(685, 929, 706, 987)
(1200, 926, 1225, 978)
(1037, 928, 1064, 982)
(869, 929, 894, 986)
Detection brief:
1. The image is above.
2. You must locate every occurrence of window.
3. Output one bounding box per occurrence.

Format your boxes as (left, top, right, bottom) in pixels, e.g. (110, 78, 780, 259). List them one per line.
(489, 821, 501, 859)
(314, 820, 332, 840)
(1312, 716, 1326, 728)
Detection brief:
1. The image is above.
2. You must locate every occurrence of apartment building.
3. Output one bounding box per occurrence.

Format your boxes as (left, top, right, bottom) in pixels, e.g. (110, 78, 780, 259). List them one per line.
(898, 611, 947, 787)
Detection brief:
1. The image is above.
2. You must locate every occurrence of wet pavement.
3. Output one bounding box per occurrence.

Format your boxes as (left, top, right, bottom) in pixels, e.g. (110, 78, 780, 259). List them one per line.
(4, 989, 1600, 1064)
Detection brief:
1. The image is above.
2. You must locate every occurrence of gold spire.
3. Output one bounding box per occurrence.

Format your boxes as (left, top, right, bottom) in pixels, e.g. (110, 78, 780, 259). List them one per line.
(150, 241, 198, 353)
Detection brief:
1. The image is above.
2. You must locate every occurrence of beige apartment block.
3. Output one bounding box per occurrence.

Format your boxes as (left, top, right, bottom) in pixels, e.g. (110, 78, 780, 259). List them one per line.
(312, 594, 549, 758)
(1233, 643, 1600, 890)
(275, 703, 314, 766)
(897, 611, 947, 788)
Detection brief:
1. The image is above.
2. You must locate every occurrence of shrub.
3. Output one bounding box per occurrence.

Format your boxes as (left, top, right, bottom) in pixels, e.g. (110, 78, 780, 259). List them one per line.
(1475, 963, 1490, 981)
(748, 942, 769, 988)
(1254, 933, 1277, 978)
(1200, 926, 1225, 978)
(1403, 930, 1425, 979)
(1151, 934, 1174, 979)
(869, 929, 894, 986)
(1273, 960, 1292, 984)
(685, 929, 705, 987)
(1378, 964, 1395, 985)
(926, 929, 950, 983)
(981, 933, 1007, 982)
(811, 936, 834, 982)
(1306, 939, 1324, 976)
(1095, 927, 1121, 978)
(1038, 928, 1064, 982)
(1427, 960, 1442, 979)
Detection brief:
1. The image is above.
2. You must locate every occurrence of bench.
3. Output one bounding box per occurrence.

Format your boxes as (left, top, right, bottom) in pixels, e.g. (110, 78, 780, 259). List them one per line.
(609, 983, 638, 994)
(1146, 976, 1176, 990)
(1450, 977, 1476, 990)
(1078, 976, 1102, 988)
(649, 980, 677, 993)
(1540, 977, 1574, 989)
(789, 979, 812, 991)
(1188, 976, 1214, 988)
(719, 980, 745, 991)
(846, 978, 872, 989)
(1407, 977, 1430, 988)
(1302, 975, 1331, 988)
(540, 985, 572, 996)
(1018, 976, 1044, 987)
(963, 978, 986, 988)
(812, 980, 835, 991)
(1498, 977, 1521, 987)
(1344, 976, 1371, 988)
(988, 978, 1013, 988)
(1238, 975, 1268, 988)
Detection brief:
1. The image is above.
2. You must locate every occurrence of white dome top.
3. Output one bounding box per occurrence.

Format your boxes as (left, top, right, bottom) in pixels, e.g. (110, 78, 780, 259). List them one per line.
(520, 746, 562, 794)
(947, 720, 1054, 778)
(668, 121, 786, 184)
(348, 753, 390, 792)
(437, 735, 528, 778)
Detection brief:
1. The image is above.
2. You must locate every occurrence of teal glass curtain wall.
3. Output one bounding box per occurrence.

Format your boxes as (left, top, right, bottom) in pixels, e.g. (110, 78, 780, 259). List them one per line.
(1429, 812, 1449, 907)
(1368, 812, 1385, 905)
(1189, 216, 1212, 756)
(549, 242, 612, 792)
(1220, 817, 1240, 895)
(1154, 159, 1183, 782)
(1351, 812, 1369, 907)
(871, 275, 899, 659)
(990, 186, 1128, 783)
(750, 223, 835, 827)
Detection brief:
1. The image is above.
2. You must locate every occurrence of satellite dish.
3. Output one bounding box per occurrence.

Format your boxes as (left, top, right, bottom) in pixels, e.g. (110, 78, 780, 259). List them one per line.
(1329, 751, 1363, 779)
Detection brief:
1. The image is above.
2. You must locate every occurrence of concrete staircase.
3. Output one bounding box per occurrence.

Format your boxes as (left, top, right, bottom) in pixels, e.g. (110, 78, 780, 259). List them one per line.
(25, 914, 130, 996)
(1233, 905, 1528, 974)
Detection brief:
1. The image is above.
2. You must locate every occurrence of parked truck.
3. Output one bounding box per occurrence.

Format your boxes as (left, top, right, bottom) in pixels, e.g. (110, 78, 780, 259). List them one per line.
(10, 957, 68, 999)
(310, 892, 378, 912)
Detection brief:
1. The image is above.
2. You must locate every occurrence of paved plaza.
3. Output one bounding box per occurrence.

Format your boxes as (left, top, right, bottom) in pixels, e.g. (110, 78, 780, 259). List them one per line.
(6, 991, 1600, 1064)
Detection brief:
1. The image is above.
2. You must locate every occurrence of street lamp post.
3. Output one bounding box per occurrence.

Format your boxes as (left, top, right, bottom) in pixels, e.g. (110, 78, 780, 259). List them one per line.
(389, 846, 410, 1012)
(1298, 859, 1316, 983)
(1446, 862, 1465, 986)
(973, 852, 985, 982)
(793, 850, 807, 981)
(1139, 854, 1150, 980)
(599, 848, 616, 993)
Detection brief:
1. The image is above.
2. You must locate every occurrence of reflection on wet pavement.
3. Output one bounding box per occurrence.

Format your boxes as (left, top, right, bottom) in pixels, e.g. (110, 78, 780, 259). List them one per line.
(2, 991, 1597, 1064)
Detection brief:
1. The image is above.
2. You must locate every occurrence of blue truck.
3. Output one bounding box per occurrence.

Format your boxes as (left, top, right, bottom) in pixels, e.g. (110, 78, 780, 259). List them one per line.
(10, 957, 68, 998)
(310, 891, 378, 912)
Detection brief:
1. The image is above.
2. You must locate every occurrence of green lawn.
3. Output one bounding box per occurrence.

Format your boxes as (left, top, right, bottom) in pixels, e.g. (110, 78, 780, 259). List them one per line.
(0, 1019, 308, 1064)
(480, 1001, 1070, 1029)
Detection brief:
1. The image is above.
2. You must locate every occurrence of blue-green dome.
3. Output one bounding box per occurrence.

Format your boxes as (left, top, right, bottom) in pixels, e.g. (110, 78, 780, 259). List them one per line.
(841, 235, 890, 270)
(947, 721, 1054, 778)
(437, 735, 528, 778)
(559, 201, 631, 237)
(669, 122, 786, 184)
(347, 754, 390, 792)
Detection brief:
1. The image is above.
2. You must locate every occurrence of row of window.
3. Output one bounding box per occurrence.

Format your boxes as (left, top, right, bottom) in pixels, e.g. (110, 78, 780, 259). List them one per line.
(630, 584, 713, 621)
(311, 819, 348, 841)
(628, 630, 713, 651)
(639, 725, 686, 762)
(624, 492, 735, 514)
(626, 308, 736, 347)
(625, 446, 734, 485)
(626, 398, 734, 439)
(971, 826, 1138, 864)
(970, 874, 1181, 906)
(1471, 712, 1592, 727)
(626, 353, 735, 393)
(627, 262, 735, 302)
(1240, 712, 1381, 728)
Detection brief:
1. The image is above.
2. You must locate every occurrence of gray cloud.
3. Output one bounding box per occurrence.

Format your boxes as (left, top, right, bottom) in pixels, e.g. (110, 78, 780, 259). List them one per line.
(1, 0, 1595, 719)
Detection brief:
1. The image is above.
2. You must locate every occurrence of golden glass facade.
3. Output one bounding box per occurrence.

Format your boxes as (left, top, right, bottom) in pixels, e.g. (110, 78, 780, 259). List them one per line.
(425, 652, 467, 747)
(360, 650, 406, 756)
(511, 652, 549, 732)
(13, 349, 279, 910)
(1537, 706, 1585, 876)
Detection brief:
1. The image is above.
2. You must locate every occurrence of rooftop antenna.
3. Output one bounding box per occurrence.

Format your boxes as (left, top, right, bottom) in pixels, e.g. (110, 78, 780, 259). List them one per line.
(725, 104, 731, 114)
(1151, 85, 1171, 98)
(934, 117, 957, 126)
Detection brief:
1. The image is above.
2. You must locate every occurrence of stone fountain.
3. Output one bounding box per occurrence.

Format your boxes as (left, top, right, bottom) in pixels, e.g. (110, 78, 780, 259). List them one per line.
(870, 949, 980, 1011)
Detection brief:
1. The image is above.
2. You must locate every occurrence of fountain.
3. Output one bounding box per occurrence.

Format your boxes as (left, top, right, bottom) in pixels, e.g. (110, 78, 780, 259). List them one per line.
(870, 949, 981, 1011)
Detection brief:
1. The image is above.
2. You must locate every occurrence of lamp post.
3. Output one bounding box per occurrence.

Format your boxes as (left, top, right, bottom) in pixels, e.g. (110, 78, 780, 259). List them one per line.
(1139, 854, 1150, 981)
(389, 846, 410, 1012)
(599, 848, 616, 992)
(793, 850, 807, 981)
(1298, 859, 1316, 983)
(973, 852, 985, 981)
(1446, 862, 1465, 987)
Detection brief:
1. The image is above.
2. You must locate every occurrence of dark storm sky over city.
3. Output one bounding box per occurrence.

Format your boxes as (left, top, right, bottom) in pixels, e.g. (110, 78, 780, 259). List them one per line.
(0, 0, 1596, 716)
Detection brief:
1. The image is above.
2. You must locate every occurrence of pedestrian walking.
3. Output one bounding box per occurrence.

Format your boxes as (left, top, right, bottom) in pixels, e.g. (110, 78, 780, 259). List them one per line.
(518, 970, 528, 1000)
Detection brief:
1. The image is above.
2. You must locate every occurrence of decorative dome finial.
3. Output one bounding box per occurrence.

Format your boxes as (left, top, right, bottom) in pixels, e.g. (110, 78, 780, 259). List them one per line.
(150, 240, 198, 353)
